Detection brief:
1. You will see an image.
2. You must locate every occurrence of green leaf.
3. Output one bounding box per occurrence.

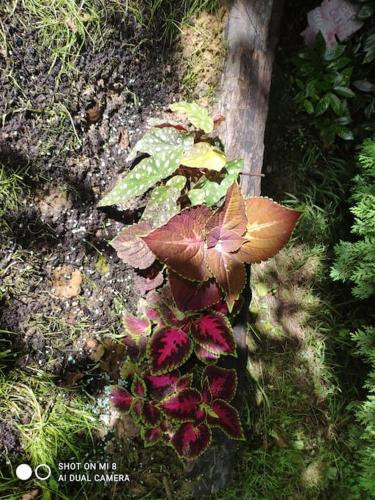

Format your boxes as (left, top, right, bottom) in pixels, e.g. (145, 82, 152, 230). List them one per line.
(337, 127, 354, 141)
(98, 147, 183, 207)
(166, 175, 187, 190)
(170, 101, 214, 133)
(334, 86, 356, 98)
(127, 127, 194, 161)
(181, 142, 227, 171)
(358, 4, 374, 19)
(315, 97, 330, 116)
(189, 159, 243, 207)
(142, 184, 183, 228)
(328, 93, 344, 116)
(303, 100, 314, 114)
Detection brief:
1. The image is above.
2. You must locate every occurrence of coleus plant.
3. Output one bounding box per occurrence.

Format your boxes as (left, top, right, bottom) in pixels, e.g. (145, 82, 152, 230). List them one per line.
(98, 101, 300, 460)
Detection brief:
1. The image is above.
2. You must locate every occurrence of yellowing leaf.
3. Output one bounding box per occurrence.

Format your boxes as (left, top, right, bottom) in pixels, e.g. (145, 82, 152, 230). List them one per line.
(181, 143, 226, 172)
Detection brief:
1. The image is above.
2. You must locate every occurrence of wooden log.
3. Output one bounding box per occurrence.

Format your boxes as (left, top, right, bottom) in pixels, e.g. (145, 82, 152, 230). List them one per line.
(218, 0, 285, 197)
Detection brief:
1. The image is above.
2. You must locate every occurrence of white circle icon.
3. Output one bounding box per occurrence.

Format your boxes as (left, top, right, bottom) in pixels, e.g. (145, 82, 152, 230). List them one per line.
(35, 464, 51, 481)
(16, 464, 33, 480)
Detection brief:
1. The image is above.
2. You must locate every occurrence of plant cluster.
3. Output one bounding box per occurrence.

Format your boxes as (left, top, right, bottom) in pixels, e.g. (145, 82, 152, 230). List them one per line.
(99, 102, 300, 459)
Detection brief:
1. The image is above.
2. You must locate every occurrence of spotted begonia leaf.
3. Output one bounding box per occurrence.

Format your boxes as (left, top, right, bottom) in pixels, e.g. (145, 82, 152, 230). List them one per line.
(166, 175, 187, 190)
(169, 272, 221, 312)
(98, 147, 184, 207)
(170, 102, 214, 134)
(111, 387, 133, 413)
(189, 159, 243, 207)
(195, 345, 220, 364)
(207, 399, 244, 440)
(204, 366, 237, 402)
(190, 312, 235, 356)
(237, 197, 301, 263)
(142, 427, 163, 447)
(141, 185, 181, 229)
(143, 206, 212, 282)
(148, 327, 193, 374)
(171, 422, 212, 459)
(110, 221, 155, 269)
(181, 143, 226, 172)
(127, 127, 194, 161)
(160, 389, 201, 420)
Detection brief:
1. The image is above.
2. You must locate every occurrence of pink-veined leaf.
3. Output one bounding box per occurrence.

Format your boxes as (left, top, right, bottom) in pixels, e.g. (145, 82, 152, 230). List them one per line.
(142, 402, 161, 426)
(142, 206, 212, 281)
(237, 197, 301, 263)
(204, 366, 237, 402)
(195, 406, 207, 423)
(171, 422, 212, 460)
(190, 312, 235, 356)
(144, 371, 180, 400)
(169, 272, 221, 312)
(148, 327, 193, 375)
(207, 399, 244, 440)
(111, 221, 155, 269)
(161, 389, 201, 421)
(111, 387, 133, 413)
(131, 375, 147, 398)
(206, 183, 247, 236)
(142, 426, 163, 447)
(122, 310, 151, 339)
(195, 345, 220, 365)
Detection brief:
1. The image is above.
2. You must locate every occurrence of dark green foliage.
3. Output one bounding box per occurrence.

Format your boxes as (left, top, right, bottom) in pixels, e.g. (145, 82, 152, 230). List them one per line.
(331, 138, 375, 299)
(293, 35, 355, 144)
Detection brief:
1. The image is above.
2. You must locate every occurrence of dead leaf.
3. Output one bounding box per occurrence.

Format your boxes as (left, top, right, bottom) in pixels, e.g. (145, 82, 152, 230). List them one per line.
(86, 102, 102, 123)
(51, 266, 82, 299)
(59, 370, 84, 387)
(22, 490, 40, 500)
(85, 337, 105, 362)
(119, 128, 130, 149)
(99, 338, 126, 380)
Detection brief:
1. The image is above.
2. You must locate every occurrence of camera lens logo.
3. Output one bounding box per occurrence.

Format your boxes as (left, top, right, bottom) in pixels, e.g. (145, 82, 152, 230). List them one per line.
(16, 464, 51, 481)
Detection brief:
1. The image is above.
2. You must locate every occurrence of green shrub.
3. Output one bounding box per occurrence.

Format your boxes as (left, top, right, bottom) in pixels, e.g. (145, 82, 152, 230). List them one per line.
(330, 138, 375, 299)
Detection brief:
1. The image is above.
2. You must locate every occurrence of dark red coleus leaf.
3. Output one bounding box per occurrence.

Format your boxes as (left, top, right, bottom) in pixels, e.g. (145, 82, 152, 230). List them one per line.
(111, 221, 155, 270)
(111, 387, 133, 413)
(195, 345, 220, 365)
(201, 378, 212, 404)
(142, 206, 212, 282)
(207, 399, 244, 440)
(204, 366, 237, 402)
(169, 272, 221, 312)
(123, 335, 147, 361)
(175, 374, 193, 392)
(190, 312, 235, 356)
(131, 375, 147, 398)
(148, 327, 192, 375)
(142, 402, 161, 426)
(171, 422, 212, 460)
(160, 389, 201, 421)
(134, 270, 164, 296)
(143, 427, 163, 447)
(132, 398, 144, 419)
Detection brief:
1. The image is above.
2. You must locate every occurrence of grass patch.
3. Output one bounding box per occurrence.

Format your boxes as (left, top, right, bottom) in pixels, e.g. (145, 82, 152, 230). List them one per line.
(0, 163, 27, 215)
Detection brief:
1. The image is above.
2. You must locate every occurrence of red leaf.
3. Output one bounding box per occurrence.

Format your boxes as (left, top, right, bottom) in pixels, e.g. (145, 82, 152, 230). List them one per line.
(111, 221, 155, 269)
(132, 398, 144, 418)
(134, 270, 164, 296)
(171, 422, 211, 459)
(143, 206, 212, 281)
(201, 378, 212, 404)
(237, 197, 301, 263)
(131, 375, 147, 398)
(204, 366, 237, 402)
(169, 272, 221, 312)
(142, 402, 161, 426)
(122, 311, 151, 339)
(190, 312, 235, 356)
(145, 371, 180, 400)
(148, 327, 192, 374)
(207, 399, 244, 440)
(161, 389, 201, 420)
(111, 387, 133, 413)
(204, 184, 248, 310)
(195, 345, 220, 364)
(143, 427, 162, 447)
(176, 374, 193, 391)
(206, 183, 247, 236)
